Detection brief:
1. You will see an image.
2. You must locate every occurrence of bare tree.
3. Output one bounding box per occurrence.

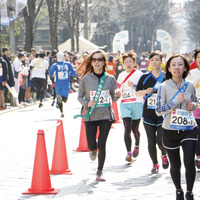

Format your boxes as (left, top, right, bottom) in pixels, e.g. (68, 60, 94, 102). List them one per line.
(61, 0, 83, 52)
(46, 0, 60, 51)
(184, 0, 200, 48)
(92, 0, 171, 52)
(23, 0, 44, 52)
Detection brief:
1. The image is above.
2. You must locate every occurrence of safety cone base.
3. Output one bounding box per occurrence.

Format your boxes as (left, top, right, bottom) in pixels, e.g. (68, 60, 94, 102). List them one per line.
(73, 148, 89, 152)
(50, 169, 72, 175)
(22, 188, 60, 195)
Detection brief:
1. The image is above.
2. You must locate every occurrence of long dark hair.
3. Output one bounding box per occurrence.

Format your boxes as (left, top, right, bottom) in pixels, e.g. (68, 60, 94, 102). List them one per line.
(165, 53, 190, 79)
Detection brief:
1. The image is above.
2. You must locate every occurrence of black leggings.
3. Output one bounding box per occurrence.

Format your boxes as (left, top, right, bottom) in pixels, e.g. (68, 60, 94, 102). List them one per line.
(123, 118, 141, 152)
(57, 96, 68, 113)
(85, 120, 112, 171)
(195, 119, 200, 156)
(143, 122, 166, 164)
(166, 140, 196, 192)
(31, 78, 46, 102)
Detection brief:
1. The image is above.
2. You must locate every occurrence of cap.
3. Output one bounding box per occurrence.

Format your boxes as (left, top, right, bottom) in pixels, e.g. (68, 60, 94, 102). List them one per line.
(57, 52, 64, 62)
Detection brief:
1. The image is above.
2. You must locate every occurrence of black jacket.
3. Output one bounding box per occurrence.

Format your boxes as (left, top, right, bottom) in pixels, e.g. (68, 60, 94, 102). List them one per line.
(0, 58, 7, 82)
(2, 54, 15, 87)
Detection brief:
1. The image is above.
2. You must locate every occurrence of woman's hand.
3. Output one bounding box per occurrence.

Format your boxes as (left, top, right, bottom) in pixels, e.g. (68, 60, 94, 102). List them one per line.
(177, 93, 186, 102)
(115, 89, 121, 97)
(146, 88, 153, 94)
(186, 101, 194, 111)
(88, 100, 95, 107)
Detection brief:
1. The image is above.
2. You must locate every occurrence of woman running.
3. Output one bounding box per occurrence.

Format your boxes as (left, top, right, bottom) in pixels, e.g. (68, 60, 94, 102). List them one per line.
(76, 50, 121, 181)
(135, 51, 169, 173)
(187, 48, 200, 170)
(156, 53, 198, 200)
(117, 52, 143, 162)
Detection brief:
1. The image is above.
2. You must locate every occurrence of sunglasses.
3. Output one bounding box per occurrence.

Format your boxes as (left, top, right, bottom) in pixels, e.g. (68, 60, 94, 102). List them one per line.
(91, 57, 104, 62)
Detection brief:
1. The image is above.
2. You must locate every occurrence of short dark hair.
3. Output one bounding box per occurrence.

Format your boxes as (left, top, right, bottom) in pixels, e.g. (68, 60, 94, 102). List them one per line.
(108, 55, 114, 62)
(39, 50, 46, 58)
(165, 53, 190, 79)
(193, 48, 200, 60)
(149, 50, 162, 60)
(2, 47, 9, 52)
(46, 50, 51, 56)
(18, 52, 25, 58)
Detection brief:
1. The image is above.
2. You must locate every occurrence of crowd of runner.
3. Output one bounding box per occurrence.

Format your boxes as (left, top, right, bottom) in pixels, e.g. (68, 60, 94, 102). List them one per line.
(1, 46, 200, 200)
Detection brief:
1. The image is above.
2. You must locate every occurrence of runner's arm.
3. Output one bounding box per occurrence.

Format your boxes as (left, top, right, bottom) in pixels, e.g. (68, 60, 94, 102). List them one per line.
(156, 85, 181, 116)
(77, 77, 89, 107)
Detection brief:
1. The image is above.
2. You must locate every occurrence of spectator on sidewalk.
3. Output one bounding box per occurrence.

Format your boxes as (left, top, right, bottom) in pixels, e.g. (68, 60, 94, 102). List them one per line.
(2, 47, 15, 104)
(0, 52, 7, 110)
(12, 52, 26, 106)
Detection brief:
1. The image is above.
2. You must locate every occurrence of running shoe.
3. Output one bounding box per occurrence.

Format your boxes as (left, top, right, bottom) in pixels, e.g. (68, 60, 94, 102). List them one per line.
(125, 152, 133, 162)
(176, 189, 184, 200)
(151, 164, 159, 174)
(61, 113, 64, 118)
(195, 156, 200, 169)
(51, 100, 55, 106)
(0, 106, 6, 111)
(39, 103, 43, 108)
(185, 192, 194, 200)
(132, 146, 139, 158)
(96, 170, 106, 181)
(161, 155, 169, 169)
(89, 150, 97, 161)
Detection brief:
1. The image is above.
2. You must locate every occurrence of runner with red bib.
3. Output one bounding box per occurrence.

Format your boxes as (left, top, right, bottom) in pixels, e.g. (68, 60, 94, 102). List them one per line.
(117, 52, 143, 162)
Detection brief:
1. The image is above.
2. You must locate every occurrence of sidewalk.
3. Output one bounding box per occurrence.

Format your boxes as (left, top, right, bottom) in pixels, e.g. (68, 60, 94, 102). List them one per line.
(0, 93, 200, 200)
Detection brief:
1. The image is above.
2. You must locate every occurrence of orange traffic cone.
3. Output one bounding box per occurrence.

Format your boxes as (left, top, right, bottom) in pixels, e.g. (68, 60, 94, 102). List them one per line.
(112, 102, 120, 123)
(50, 120, 72, 175)
(22, 130, 59, 195)
(74, 117, 89, 152)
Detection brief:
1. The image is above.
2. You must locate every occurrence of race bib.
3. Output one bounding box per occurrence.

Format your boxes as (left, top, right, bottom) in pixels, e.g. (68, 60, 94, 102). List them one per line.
(121, 88, 136, 103)
(197, 93, 200, 108)
(141, 61, 147, 66)
(90, 90, 110, 107)
(58, 71, 68, 80)
(107, 65, 113, 70)
(147, 94, 157, 109)
(170, 109, 195, 130)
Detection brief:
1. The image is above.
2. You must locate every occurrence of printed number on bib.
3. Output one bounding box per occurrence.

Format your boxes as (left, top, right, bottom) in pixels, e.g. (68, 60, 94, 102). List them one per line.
(170, 109, 195, 130)
(147, 94, 157, 109)
(107, 65, 113, 70)
(141, 61, 146, 65)
(121, 88, 136, 103)
(58, 71, 68, 80)
(90, 90, 110, 107)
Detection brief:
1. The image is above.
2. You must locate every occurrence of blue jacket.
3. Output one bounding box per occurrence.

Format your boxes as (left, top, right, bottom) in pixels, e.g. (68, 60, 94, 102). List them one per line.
(49, 61, 76, 89)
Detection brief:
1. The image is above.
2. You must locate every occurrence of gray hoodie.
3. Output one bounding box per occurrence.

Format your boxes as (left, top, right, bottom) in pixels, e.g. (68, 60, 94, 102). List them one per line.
(156, 79, 197, 130)
(78, 73, 119, 122)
